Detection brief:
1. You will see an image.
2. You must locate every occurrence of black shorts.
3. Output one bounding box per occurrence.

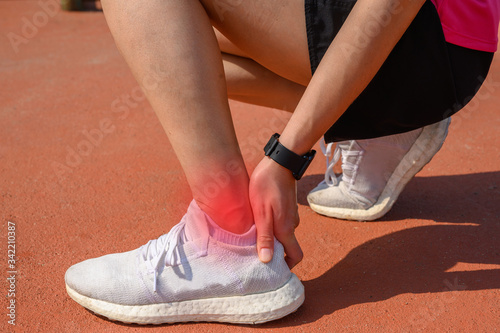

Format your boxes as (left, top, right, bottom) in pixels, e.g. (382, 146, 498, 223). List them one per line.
(305, 0, 494, 142)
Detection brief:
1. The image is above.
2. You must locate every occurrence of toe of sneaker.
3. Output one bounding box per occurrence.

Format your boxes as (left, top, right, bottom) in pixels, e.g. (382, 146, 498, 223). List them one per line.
(65, 250, 148, 305)
(65, 256, 112, 300)
(307, 185, 369, 210)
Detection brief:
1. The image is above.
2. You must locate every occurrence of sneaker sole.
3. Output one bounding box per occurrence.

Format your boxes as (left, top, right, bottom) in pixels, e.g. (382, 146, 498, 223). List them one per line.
(309, 119, 450, 221)
(65, 273, 304, 325)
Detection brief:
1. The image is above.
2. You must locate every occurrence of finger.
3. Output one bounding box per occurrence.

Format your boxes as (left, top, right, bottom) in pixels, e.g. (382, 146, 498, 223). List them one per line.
(281, 232, 303, 269)
(293, 209, 300, 229)
(274, 213, 303, 269)
(252, 203, 275, 263)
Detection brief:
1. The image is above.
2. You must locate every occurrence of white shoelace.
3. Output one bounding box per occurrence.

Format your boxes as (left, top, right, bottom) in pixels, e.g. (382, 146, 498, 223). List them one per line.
(140, 220, 186, 292)
(320, 139, 341, 186)
(320, 138, 363, 188)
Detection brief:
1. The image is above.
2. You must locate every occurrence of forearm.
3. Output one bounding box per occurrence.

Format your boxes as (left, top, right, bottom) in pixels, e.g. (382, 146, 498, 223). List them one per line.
(279, 0, 426, 154)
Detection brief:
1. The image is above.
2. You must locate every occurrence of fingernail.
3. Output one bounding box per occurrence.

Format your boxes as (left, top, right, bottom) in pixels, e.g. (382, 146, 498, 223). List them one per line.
(259, 248, 272, 262)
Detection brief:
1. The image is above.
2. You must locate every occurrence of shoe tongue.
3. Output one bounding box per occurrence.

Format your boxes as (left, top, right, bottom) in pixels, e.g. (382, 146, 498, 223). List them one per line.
(338, 140, 361, 152)
(181, 200, 210, 243)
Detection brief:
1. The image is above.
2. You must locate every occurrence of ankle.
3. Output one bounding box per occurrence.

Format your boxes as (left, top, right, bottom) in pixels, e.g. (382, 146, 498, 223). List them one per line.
(194, 198, 254, 235)
(206, 217, 256, 246)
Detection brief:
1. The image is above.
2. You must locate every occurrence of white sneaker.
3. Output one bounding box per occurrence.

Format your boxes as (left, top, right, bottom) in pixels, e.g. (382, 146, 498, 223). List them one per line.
(65, 200, 304, 325)
(307, 119, 451, 221)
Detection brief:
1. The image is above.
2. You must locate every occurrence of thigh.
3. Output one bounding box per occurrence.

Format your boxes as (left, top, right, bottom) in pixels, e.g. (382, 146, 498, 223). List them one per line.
(214, 28, 248, 58)
(201, 0, 311, 85)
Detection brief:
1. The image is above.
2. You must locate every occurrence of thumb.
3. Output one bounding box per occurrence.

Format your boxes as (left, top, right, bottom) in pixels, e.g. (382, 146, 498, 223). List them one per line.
(254, 207, 275, 263)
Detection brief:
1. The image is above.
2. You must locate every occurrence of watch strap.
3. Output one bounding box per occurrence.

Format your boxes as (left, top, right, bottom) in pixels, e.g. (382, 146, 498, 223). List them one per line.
(264, 133, 316, 180)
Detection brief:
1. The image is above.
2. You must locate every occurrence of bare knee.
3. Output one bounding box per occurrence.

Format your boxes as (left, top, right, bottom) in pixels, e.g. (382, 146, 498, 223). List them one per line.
(200, 0, 244, 25)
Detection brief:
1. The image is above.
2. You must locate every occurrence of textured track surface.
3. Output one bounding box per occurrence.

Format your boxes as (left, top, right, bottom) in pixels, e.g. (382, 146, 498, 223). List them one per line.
(1, 2, 499, 332)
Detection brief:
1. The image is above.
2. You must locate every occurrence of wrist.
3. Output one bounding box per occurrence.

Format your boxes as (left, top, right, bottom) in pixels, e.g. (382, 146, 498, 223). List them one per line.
(262, 156, 295, 181)
(263, 133, 316, 180)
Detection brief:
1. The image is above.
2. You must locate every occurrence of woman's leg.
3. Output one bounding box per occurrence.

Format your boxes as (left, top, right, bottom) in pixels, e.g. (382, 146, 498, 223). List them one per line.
(213, 29, 306, 112)
(99, 0, 310, 233)
(223, 53, 306, 112)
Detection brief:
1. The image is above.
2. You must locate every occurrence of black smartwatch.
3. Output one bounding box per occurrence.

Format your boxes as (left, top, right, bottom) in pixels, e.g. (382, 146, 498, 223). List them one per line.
(264, 133, 316, 180)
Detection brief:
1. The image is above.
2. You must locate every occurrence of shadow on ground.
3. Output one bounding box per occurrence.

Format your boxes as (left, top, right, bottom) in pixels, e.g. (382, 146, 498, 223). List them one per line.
(298, 171, 500, 224)
(92, 217, 500, 329)
(290, 223, 499, 325)
(258, 171, 500, 327)
(89, 172, 500, 329)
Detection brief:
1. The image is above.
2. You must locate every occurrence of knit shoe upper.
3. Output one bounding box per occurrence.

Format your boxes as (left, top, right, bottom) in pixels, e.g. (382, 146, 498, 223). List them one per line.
(65, 200, 304, 324)
(307, 119, 450, 221)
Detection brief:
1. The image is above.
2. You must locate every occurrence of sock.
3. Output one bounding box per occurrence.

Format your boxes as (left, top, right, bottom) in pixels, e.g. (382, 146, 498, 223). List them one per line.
(206, 216, 257, 246)
(183, 200, 256, 246)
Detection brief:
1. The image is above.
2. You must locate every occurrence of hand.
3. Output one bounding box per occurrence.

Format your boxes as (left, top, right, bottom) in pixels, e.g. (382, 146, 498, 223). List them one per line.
(249, 157, 303, 269)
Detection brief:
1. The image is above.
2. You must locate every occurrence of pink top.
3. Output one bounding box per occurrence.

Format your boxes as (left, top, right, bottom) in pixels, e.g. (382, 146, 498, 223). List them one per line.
(431, 0, 500, 52)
